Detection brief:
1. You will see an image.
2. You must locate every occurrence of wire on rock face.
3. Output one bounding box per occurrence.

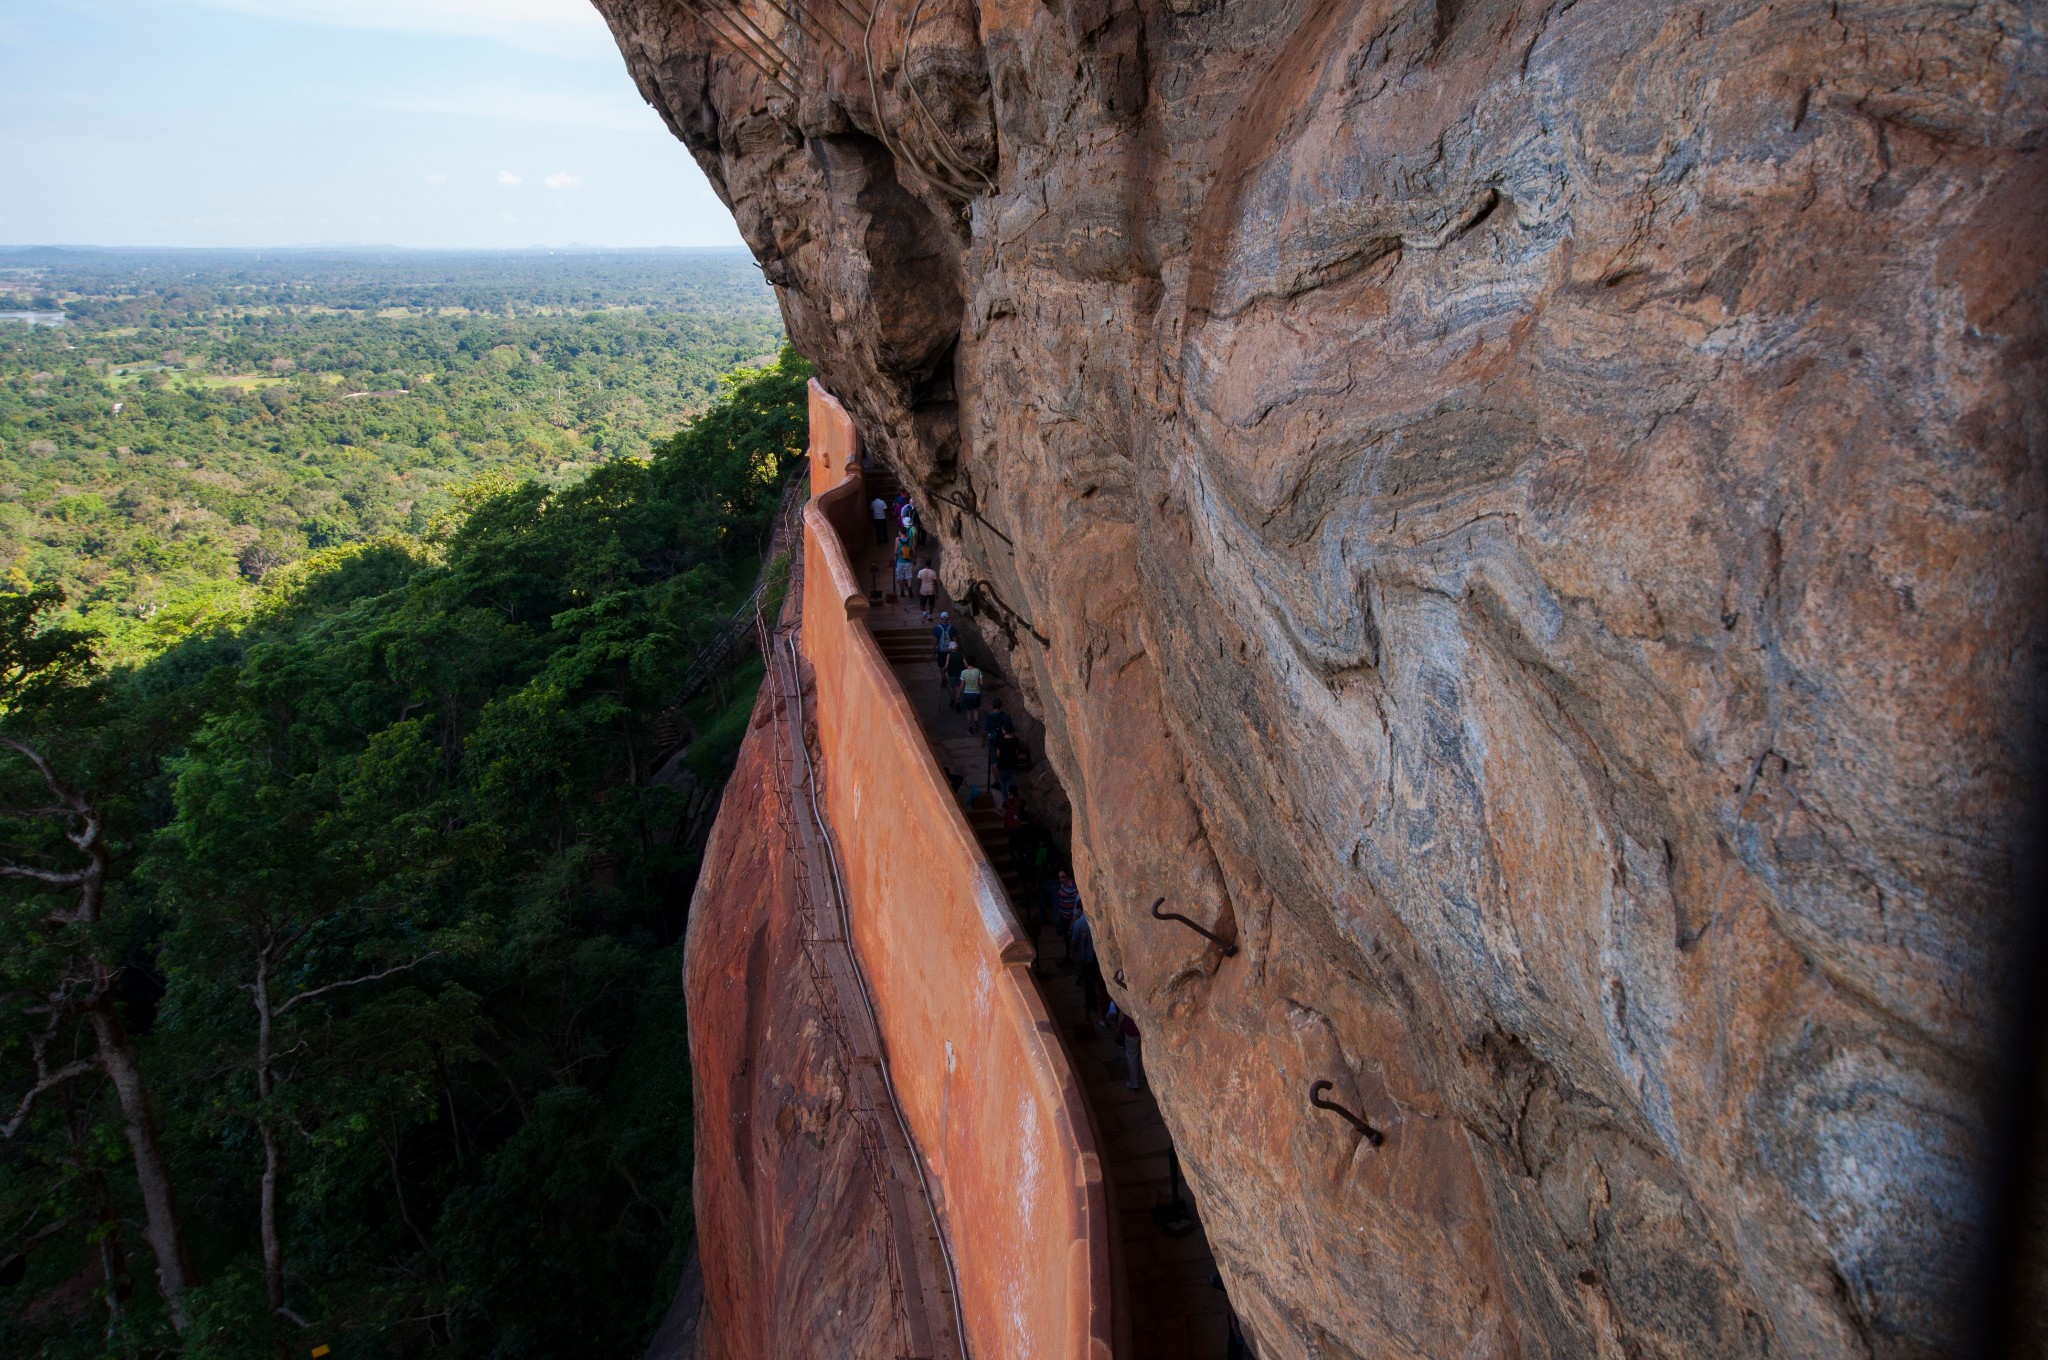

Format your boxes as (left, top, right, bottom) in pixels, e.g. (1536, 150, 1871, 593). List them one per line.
(901, 0, 998, 195)
(768, 0, 852, 56)
(862, 0, 996, 203)
(679, 0, 802, 97)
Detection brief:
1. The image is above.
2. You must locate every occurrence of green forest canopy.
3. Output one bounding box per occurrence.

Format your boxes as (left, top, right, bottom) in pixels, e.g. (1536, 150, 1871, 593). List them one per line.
(0, 256, 812, 1358)
(0, 248, 784, 661)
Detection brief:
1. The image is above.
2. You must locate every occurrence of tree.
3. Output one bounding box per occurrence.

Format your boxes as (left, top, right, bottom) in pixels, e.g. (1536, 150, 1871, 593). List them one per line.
(2, 339, 811, 1356)
(0, 586, 196, 1333)
(152, 708, 445, 1335)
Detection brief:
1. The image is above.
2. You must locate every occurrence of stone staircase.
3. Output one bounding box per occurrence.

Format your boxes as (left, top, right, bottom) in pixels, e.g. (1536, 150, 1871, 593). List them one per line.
(865, 461, 906, 503)
(872, 625, 934, 668)
(866, 608, 1232, 1358)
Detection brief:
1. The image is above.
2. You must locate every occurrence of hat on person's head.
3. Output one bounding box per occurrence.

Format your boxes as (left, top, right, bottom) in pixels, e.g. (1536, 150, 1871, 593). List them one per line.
(939, 611, 949, 619)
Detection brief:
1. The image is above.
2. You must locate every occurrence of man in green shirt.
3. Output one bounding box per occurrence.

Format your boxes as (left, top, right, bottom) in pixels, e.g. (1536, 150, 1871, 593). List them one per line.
(959, 661, 985, 732)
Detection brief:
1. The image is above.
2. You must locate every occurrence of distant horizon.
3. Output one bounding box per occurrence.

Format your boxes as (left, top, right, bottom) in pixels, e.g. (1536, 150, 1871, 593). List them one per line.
(0, 243, 757, 255)
(0, 2, 747, 251)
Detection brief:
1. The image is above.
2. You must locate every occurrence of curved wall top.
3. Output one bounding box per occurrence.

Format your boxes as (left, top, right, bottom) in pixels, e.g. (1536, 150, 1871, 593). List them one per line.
(800, 380, 1114, 1360)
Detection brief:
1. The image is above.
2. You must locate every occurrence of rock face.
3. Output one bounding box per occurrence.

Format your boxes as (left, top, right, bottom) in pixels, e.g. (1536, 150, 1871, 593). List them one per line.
(598, 1, 2048, 1355)
(680, 682, 925, 1360)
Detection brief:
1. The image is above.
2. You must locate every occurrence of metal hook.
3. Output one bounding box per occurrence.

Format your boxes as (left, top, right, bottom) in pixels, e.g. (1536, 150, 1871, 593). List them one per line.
(934, 491, 1015, 546)
(963, 578, 1049, 649)
(1308, 1080, 1383, 1147)
(1149, 897, 1238, 956)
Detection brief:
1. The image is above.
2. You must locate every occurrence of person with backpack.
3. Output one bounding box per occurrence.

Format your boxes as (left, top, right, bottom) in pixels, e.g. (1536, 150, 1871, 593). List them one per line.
(893, 534, 915, 604)
(932, 612, 958, 683)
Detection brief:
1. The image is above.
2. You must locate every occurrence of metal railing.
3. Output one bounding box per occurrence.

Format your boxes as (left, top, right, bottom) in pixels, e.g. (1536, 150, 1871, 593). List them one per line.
(655, 473, 811, 742)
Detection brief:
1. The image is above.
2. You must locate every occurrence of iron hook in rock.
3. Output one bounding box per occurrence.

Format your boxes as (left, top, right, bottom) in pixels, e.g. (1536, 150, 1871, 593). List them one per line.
(1149, 897, 1238, 956)
(1308, 1080, 1384, 1147)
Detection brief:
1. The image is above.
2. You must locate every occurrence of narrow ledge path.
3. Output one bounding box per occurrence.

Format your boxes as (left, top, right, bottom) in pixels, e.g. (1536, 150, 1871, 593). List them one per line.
(854, 480, 1231, 1360)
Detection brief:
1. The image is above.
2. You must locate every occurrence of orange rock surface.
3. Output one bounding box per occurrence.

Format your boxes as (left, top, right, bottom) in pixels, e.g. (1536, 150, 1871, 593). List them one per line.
(602, 2, 2047, 1355)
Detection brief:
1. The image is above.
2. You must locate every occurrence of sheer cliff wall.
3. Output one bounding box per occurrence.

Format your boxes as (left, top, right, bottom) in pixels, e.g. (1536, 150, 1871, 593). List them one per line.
(802, 382, 1114, 1360)
(606, 1, 2048, 1355)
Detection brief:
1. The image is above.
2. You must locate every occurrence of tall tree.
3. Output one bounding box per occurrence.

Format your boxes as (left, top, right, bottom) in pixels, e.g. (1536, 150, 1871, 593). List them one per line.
(0, 586, 196, 1332)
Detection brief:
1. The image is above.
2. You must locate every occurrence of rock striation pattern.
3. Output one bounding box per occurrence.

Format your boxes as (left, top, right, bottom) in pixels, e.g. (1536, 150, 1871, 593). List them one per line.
(599, 0, 2048, 1355)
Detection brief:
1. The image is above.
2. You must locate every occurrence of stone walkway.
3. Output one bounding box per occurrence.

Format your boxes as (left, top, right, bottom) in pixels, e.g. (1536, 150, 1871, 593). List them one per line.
(855, 496, 1231, 1359)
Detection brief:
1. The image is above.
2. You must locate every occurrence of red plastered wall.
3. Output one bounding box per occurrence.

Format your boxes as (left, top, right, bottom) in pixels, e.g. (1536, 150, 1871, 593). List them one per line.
(801, 381, 1114, 1360)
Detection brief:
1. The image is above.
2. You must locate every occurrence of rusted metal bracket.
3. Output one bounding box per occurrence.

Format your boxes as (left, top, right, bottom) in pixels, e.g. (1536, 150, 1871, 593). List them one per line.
(1149, 897, 1237, 956)
(934, 491, 1013, 547)
(1308, 1080, 1383, 1147)
(962, 578, 1049, 650)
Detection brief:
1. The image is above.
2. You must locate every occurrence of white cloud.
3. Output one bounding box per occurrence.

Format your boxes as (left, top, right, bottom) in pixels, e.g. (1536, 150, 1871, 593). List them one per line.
(169, 0, 608, 48)
(424, 172, 450, 184)
(497, 169, 523, 187)
(500, 212, 518, 223)
(543, 171, 580, 190)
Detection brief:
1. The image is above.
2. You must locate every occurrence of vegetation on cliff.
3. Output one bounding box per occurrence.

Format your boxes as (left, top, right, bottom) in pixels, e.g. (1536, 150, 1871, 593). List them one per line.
(0, 342, 811, 1358)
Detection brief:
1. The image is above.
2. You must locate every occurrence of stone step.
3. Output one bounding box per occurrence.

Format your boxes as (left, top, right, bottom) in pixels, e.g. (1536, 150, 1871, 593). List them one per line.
(862, 610, 1228, 1356)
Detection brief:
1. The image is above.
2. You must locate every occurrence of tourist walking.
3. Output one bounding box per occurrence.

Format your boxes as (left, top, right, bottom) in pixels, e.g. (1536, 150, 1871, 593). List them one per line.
(932, 612, 958, 681)
(981, 698, 1014, 775)
(1072, 911, 1102, 1021)
(1053, 869, 1082, 961)
(1006, 803, 1038, 879)
(916, 558, 939, 622)
(870, 492, 889, 544)
(959, 660, 985, 731)
(943, 646, 966, 708)
(893, 535, 915, 602)
(990, 727, 1023, 795)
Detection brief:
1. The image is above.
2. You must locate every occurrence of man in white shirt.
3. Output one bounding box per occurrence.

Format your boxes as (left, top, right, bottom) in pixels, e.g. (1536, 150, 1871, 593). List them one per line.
(870, 494, 889, 544)
(916, 560, 939, 622)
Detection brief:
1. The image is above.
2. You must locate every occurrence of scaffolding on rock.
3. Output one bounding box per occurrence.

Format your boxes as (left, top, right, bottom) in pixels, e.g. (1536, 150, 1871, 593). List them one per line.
(677, 0, 996, 201)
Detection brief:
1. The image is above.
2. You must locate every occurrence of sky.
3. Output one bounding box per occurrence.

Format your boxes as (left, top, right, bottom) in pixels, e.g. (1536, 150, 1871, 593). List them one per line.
(0, 0, 746, 249)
